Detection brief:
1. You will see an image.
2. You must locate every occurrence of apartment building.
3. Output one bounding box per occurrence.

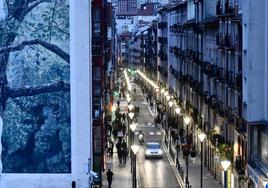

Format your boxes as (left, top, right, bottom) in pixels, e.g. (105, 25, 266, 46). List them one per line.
(243, 1, 268, 188)
(156, 0, 247, 187)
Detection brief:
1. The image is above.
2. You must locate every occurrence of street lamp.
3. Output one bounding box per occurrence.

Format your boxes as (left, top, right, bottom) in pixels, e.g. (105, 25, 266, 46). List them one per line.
(112, 104, 117, 112)
(175, 107, 181, 167)
(128, 112, 135, 121)
(131, 145, 140, 188)
(184, 115, 191, 187)
(175, 107, 181, 115)
(164, 91, 169, 96)
(129, 123, 137, 173)
(127, 97, 131, 103)
(166, 95, 171, 101)
(128, 104, 134, 111)
(221, 160, 231, 188)
(198, 133, 206, 188)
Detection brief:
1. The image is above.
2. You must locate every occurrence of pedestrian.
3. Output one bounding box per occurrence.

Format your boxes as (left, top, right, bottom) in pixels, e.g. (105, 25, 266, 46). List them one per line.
(106, 169, 113, 188)
(108, 139, 114, 157)
(190, 146, 196, 164)
(117, 100, 120, 108)
(121, 139, 128, 165)
(116, 141, 123, 164)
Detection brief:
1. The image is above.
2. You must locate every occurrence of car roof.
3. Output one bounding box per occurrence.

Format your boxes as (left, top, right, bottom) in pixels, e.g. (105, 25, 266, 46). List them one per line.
(147, 142, 160, 145)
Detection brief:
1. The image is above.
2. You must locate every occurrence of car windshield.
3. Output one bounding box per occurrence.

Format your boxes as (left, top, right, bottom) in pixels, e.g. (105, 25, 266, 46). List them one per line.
(147, 144, 160, 149)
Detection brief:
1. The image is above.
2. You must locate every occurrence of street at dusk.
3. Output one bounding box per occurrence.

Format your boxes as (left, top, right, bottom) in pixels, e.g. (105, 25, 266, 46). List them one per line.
(0, 0, 268, 188)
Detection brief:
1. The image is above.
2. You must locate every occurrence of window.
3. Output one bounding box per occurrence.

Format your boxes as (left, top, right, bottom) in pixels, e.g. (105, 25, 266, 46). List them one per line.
(93, 67, 101, 80)
(93, 9, 101, 35)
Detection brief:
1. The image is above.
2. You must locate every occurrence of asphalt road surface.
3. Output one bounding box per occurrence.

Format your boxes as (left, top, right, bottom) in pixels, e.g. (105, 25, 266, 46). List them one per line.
(132, 83, 181, 188)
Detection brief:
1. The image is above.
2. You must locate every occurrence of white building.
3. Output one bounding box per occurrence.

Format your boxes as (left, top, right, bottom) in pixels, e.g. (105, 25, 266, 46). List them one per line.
(0, 0, 92, 187)
(243, 0, 268, 187)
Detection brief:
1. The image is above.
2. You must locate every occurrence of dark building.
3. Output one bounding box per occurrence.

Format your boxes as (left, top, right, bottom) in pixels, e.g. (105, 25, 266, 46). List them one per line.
(92, 0, 113, 186)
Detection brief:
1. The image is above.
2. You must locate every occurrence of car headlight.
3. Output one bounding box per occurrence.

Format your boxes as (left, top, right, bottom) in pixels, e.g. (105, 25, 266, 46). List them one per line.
(158, 150, 163, 155)
(145, 150, 150, 155)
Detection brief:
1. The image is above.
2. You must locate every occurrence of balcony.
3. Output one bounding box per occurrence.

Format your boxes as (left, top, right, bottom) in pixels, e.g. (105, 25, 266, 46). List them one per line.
(216, 1, 222, 15)
(217, 67, 225, 82)
(235, 73, 242, 90)
(158, 51, 167, 61)
(226, 71, 235, 88)
(203, 61, 211, 75)
(236, 117, 247, 133)
(224, 1, 235, 15)
(216, 0, 236, 17)
(216, 34, 235, 50)
(211, 64, 218, 77)
(158, 37, 168, 44)
(158, 22, 167, 29)
(217, 100, 225, 117)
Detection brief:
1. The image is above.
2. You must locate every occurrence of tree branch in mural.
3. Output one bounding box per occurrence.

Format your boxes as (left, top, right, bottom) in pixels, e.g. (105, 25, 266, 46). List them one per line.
(0, 39, 70, 63)
(7, 81, 70, 98)
(0, 0, 71, 173)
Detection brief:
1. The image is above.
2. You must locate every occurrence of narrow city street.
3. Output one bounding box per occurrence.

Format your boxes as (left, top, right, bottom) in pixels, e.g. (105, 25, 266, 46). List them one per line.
(131, 83, 181, 188)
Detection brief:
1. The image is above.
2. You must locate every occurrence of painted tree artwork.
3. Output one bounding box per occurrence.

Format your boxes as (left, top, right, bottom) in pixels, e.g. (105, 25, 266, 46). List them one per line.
(0, 0, 70, 173)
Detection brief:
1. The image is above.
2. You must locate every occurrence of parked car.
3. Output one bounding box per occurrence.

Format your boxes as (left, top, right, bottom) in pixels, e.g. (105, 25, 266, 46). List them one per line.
(145, 142, 163, 159)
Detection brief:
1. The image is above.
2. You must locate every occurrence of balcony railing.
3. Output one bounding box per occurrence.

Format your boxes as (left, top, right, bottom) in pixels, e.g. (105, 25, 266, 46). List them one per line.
(158, 22, 167, 29)
(216, 0, 236, 17)
(158, 37, 168, 44)
(216, 34, 235, 49)
(235, 73, 242, 90)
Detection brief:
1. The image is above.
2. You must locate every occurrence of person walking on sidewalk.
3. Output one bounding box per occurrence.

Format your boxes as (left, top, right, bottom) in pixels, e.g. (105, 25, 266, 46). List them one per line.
(106, 169, 113, 188)
(121, 139, 128, 165)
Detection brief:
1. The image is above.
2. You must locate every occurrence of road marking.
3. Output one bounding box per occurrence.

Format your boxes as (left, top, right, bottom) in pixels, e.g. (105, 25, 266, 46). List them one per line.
(149, 132, 154, 135)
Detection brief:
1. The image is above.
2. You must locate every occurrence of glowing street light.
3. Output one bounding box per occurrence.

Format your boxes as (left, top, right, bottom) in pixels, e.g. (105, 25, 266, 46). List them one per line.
(221, 160, 231, 188)
(198, 132, 206, 188)
(166, 95, 171, 101)
(175, 107, 181, 115)
(184, 116, 191, 125)
(168, 101, 174, 107)
(128, 112, 135, 120)
(128, 104, 134, 111)
(127, 97, 131, 103)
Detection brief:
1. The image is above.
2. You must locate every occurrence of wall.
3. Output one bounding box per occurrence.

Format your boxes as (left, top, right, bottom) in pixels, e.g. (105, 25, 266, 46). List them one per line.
(243, 0, 268, 122)
(0, 0, 92, 187)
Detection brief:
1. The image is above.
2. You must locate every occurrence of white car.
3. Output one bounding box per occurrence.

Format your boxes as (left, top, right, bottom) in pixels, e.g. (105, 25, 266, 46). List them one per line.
(145, 142, 163, 159)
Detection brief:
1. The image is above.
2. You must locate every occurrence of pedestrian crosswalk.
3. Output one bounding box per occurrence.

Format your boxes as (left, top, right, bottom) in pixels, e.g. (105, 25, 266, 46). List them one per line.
(138, 122, 155, 127)
(134, 131, 162, 136)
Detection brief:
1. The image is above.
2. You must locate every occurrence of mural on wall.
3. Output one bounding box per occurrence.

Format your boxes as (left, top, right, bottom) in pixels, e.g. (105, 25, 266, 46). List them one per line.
(0, 0, 70, 173)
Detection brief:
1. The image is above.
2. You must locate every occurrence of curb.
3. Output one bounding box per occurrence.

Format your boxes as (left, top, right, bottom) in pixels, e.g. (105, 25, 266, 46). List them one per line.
(161, 137, 185, 188)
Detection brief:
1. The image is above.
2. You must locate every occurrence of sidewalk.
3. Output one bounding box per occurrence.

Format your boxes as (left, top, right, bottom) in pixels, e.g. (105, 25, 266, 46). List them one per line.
(102, 155, 132, 188)
(102, 97, 133, 188)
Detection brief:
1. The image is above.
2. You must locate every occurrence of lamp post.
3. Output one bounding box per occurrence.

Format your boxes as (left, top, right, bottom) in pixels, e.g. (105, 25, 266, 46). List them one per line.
(128, 104, 134, 111)
(168, 100, 174, 152)
(131, 145, 140, 188)
(184, 115, 191, 187)
(127, 97, 131, 103)
(129, 123, 137, 173)
(221, 160, 231, 188)
(128, 111, 135, 124)
(198, 133, 206, 188)
(175, 107, 181, 167)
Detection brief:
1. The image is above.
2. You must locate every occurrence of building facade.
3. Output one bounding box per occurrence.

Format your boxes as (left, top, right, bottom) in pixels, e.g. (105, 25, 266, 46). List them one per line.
(154, 0, 247, 187)
(243, 1, 268, 188)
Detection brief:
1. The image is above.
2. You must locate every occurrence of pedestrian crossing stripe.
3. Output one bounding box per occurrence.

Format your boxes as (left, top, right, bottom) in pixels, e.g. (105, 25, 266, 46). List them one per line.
(134, 131, 162, 136)
(138, 123, 155, 127)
